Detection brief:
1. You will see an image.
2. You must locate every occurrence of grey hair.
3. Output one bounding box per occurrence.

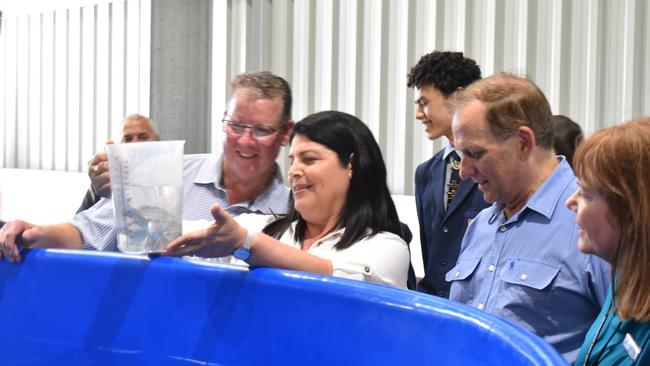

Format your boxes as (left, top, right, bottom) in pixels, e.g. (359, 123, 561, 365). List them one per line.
(122, 114, 157, 134)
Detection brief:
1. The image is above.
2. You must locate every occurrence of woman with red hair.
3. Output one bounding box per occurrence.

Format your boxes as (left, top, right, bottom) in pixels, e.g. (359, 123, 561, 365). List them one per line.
(567, 117, 650, 365)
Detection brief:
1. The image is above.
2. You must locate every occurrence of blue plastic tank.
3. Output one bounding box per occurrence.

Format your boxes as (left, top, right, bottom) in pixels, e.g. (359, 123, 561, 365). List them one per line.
(0, 249, 567, 365)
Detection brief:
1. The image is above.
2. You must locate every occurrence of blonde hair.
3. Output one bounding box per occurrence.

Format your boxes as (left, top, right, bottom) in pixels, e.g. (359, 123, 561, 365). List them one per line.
(573, 117, 650, 320)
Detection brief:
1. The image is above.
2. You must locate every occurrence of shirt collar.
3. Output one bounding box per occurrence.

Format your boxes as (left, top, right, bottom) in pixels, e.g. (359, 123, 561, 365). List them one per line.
(195, 154, 289, 214)
(495, 156, 574, 222)
(442, 143, 456, 161)
(250, 167, 289, 214)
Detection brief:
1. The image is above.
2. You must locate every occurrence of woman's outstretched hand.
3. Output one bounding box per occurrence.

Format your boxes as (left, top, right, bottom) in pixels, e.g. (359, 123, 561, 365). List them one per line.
(164, 204, 247, 258)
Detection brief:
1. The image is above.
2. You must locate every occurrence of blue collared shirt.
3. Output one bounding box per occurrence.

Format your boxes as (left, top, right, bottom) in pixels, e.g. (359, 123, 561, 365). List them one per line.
(73, 153, 290, 251)
(447, 157, 610, 363)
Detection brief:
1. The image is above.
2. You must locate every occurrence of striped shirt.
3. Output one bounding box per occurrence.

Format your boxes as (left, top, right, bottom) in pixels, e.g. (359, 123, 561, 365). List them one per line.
(72, 153, 290, 251)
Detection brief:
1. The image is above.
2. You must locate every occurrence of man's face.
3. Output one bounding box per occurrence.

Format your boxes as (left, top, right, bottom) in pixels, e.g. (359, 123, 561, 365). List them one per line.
(222, 93, 292, 182)
(414, 85, 452, 140)
(452, 100, 524, 206)
(121, 118, 159, 143)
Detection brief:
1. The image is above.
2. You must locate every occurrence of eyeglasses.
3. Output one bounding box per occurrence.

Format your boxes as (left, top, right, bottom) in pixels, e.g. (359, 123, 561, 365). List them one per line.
(222, 118, 280, 140)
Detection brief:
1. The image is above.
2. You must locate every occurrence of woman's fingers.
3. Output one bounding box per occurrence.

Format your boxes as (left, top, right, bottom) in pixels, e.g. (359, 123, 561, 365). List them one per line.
(210, 204, 230, 225)
(165, 232, 204, 256)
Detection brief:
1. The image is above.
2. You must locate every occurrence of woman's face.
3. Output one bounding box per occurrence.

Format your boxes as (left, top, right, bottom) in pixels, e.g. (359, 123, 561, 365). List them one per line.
(288, 135, 352, 227)
(566, 184, 620, 263)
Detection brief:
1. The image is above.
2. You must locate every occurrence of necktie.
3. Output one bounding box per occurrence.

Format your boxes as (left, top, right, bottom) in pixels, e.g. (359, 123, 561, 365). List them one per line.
(447, 151, 461, 209)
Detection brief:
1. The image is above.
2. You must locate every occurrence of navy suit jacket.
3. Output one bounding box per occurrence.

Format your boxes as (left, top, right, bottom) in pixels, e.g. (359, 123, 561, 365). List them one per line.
(415, 149, 489, 297)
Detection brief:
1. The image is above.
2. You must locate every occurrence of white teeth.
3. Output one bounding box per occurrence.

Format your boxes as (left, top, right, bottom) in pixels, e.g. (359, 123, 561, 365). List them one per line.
(238, 152, 256, 158)
(293, 184, 309, 191)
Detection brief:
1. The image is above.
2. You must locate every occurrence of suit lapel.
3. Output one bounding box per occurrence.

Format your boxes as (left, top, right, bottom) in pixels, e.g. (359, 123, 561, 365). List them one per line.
(431, 154, 446, 221)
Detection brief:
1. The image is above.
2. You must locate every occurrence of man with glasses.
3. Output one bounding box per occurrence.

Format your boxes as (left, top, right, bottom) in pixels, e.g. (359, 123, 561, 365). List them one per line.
(0, 72, 293, 259)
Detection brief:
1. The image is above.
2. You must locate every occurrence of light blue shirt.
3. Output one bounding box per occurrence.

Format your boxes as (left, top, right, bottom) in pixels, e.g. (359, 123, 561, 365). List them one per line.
(447, 157, 610, 363)
(73, 154, 290, 251)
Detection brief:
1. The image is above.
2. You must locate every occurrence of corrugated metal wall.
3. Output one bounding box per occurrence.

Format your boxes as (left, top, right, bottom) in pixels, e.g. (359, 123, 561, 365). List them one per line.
(211, 0, 650, 194)
(2, 0, 649, 195)
(0, 0, 150, 172)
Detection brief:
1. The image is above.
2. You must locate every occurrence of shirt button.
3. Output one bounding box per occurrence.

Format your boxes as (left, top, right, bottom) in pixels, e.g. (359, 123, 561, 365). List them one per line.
(520, 273, 528, 281)
(477, 303, 485, 310)
(442, 226, 449, 233)
(488, 264, 495, 272)
(364, 266, 371, 274)
(499, 225, 507, 232)
(455, 271, 460, 278)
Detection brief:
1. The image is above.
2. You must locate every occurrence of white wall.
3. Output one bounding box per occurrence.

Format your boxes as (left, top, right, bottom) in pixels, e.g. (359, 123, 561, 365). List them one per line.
(211, 0, 650, 195)
(0, 0, 151, 172)
(0, 168, 89, 224)
(2, 0, 649, 195)
(392, 194, 422, 278)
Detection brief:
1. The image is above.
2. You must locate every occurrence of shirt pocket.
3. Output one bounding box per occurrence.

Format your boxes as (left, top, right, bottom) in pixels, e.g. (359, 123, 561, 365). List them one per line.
(499, 258, 560, 290)
(446, 257, 481, 282)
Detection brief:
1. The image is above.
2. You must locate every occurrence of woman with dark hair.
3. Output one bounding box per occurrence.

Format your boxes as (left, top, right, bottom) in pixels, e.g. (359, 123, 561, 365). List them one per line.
(567, 117, 650, 365)
(165, 111, 410, 288)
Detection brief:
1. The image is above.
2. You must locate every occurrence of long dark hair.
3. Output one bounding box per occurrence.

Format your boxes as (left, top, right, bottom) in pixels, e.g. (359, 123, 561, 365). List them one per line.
(263, 111, 402, 250)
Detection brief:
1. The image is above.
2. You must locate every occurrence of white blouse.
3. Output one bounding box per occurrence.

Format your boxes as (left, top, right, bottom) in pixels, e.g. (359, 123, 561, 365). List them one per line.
(235, 214, 410, 289)
(184, 215, 410, 289)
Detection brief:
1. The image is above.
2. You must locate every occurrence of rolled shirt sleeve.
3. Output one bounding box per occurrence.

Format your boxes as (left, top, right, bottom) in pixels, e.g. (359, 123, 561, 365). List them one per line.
(72, 197, 119, 251)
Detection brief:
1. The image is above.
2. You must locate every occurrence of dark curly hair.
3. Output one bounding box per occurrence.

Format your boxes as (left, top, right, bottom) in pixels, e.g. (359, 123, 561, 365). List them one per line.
(407, 51, 481, 96)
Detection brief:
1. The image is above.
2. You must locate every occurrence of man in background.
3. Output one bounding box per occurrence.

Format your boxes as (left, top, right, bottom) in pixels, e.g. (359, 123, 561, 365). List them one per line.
(77, 114, 160, 213)
(406, 51, 489, 297)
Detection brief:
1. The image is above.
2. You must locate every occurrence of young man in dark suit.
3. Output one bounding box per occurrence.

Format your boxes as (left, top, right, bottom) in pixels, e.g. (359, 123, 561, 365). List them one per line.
(407, 51, 489, 297)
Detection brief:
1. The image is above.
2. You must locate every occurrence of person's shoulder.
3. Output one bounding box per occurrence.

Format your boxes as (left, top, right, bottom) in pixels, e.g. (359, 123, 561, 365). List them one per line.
(184, 153, 214, 164)
(419, 149, 445, 168)
(364, 231, 408, 247)
(552, 158, 579, 193)
(415, 149, 444, 176)
(183, 153, 219, 175)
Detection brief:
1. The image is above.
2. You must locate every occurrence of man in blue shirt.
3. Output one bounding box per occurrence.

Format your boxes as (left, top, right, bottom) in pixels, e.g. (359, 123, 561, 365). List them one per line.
(406, 51, 489, 297)
(0, 72, 293, 258)
(446, 73, 610, 363)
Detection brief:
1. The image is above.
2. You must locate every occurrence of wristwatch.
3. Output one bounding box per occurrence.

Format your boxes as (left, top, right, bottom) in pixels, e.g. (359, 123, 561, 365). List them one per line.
(233, 230, 254, 262)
